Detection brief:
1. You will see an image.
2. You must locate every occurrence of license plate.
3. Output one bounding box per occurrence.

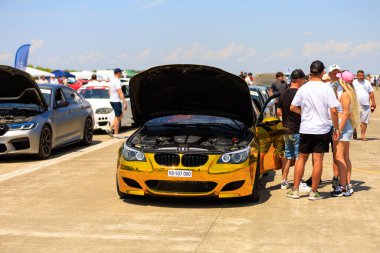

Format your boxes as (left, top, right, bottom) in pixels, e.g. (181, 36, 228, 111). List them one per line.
(168, 170, 192, 178)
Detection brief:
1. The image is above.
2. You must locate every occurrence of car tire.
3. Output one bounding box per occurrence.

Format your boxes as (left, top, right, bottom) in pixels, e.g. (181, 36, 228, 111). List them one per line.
(80, 117, 93, 146)
(36, 125, 52, 159)
(116, 175, 128, 199)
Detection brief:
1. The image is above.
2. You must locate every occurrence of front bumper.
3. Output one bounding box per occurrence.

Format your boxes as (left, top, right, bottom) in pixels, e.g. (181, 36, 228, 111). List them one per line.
(93, 112, 114, 131)
(117, 152, 258, 198)
(0, 126, 41, 155)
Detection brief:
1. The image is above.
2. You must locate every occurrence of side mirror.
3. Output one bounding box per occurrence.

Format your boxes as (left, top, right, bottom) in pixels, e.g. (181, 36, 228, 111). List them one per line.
(55, 100, 69, 109)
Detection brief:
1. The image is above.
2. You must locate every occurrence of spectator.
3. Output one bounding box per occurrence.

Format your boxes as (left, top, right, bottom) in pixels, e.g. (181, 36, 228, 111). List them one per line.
(62, 77, 68, 86)
(353, 70, 376, 141)
(245, 73, 254, 86)
(106, 68, 127, 137)
(37, 76, 48, 84)
(49, 74, 58, 84)
(277, 69, 310, 192)
(286, 60, 340, 201)
(271, 72, 288, 111)
(87, 74, 100, 86)
(331, 71, 360, 197)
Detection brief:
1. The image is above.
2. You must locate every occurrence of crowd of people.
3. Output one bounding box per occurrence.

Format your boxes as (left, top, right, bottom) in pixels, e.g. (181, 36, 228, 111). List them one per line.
(260, 60, 376, 200)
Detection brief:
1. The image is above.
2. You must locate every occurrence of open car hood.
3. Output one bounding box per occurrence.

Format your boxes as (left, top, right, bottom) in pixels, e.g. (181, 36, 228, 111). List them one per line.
(0, 65, 48, 110)
(130, 64, 254, 127)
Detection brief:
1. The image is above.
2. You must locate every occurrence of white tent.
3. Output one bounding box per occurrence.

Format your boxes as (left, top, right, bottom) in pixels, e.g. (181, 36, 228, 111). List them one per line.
(71, 70, 94, 80)
(25, 67, 52, 77)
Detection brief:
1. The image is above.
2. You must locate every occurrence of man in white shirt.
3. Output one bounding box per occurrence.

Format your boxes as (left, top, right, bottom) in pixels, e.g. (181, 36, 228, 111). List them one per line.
(49, 74, 58, 84)
(107, 68, 127, 137)
(286, 60, 340, 201)
(245, 73, 254, 85)
(353, 70, 376, 141)
(85, 74, 100, 87)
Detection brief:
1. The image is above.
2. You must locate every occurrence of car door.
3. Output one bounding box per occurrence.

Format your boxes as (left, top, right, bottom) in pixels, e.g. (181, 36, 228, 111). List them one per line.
(121, 84, 134, 126)
(256, 94, 285, 173)
(62, 87, 85, 140)
(51, 88, 72, 145)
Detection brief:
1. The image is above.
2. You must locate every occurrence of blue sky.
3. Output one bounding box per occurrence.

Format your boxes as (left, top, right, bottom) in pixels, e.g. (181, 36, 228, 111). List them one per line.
(1, 0, 380, 74)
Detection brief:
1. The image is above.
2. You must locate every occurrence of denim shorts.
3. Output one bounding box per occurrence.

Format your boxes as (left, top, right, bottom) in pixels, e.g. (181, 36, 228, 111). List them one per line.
(338, 118, 353, 142)
(283, 133, 300, 160)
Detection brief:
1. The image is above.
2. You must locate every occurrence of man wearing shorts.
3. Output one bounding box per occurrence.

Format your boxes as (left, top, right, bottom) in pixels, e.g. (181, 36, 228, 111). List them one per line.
(108, 68, 127, 137)
(277, 69, 310, 192)
(353, 70, 376, 141)
(286, 60, 340, 200)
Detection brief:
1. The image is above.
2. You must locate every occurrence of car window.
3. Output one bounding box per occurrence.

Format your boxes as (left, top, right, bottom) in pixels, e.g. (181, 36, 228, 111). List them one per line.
(54, 88, 65, 105)
(121, 85, 130, 98)
(62, 87, 82, 103)
(81, 88, 109, 99)
(40, 88, 52, 107)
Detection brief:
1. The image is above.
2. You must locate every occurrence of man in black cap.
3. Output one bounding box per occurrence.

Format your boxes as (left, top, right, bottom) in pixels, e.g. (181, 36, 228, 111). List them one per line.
(286, 60, 340, 200)
(277, 69, 311, 192)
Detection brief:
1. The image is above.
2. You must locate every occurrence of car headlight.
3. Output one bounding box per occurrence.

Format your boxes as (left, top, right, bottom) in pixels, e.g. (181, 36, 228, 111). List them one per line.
(95, 108, 113, 114)
(122, 144, 146, 162)
(8, 121, 38, 130)
(217, 146, 250, 164)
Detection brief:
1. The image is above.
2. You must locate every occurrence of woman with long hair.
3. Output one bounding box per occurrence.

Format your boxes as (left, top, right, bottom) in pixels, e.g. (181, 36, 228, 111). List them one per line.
(331, 70, 360, 197)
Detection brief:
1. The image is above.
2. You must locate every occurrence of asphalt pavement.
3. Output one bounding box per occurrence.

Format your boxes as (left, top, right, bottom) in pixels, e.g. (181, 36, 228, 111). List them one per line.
(1, 91, 380, 252)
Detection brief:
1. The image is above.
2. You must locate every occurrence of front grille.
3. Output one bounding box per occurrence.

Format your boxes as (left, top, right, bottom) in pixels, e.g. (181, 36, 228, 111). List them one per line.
(221, 180, 245, 191)
(146, 180, 217, 193)
(182, 154, 208, 167)
(10, 137, 30, 150)
(154, 154, 180, 166)
(0, 144, 6, 153)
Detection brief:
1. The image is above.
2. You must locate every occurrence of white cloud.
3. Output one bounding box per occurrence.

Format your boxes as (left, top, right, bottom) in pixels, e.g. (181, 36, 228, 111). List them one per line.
(135, 0, 167, 9)
(67, 52, 103, 64)
(162, 43, 257, 63)
(303, 39, 380, 59)
(134, 48, 152, 62)
(47, 56, 59, 65)
(0, 52, 12, 63)
(30, 39, 43, 53)
(270, 48, 295, 59)
(304, 32, 312, 36)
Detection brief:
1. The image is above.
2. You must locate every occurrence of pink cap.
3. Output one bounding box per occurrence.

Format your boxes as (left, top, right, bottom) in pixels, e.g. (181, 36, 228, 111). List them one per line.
(336, 71, 355, 83)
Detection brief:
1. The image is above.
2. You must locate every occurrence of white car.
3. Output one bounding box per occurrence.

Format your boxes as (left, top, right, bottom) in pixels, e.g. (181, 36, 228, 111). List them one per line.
(78, 84, 134, 131)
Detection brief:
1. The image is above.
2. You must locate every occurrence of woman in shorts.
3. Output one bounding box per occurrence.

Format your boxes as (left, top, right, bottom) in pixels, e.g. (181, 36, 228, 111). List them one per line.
(331, 71, 360, 197)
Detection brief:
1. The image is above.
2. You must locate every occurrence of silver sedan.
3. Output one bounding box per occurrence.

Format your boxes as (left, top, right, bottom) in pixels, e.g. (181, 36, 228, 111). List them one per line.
(0, 65, 94, 159)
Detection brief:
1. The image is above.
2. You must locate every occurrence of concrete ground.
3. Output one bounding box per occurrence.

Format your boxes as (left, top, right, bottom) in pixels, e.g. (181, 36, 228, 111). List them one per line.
(1, 91, 380, 252)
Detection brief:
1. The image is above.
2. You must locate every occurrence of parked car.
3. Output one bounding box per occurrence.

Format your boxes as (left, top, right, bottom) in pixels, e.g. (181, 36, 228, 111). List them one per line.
(116, 64, 284, 201)
(78, 83, 134, 132)
(0, 65, 94, 159)
(69, 79, 89, 90)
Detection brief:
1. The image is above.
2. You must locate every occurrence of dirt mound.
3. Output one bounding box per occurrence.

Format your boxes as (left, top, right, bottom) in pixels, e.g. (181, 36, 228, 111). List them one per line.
(253, 73, 276, 87)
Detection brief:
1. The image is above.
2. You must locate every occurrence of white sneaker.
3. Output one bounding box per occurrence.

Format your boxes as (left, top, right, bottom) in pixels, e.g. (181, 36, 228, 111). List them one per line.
(299, 182, 311, 192)
(281, 180, 289, 190)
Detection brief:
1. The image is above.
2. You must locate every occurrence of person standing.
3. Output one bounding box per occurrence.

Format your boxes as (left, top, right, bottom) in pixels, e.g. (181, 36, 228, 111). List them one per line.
(107, 68, 127, 137)
(353, 70, 376, 141)
(331, 71, 360, 197)
(277, 69, 310, 192)
(271, 72, 288, 112)
(86, 74, 100, 87)
(245, 73, 254, 86)
(286, 60, 340, 200)
(49, 74, 58, 84)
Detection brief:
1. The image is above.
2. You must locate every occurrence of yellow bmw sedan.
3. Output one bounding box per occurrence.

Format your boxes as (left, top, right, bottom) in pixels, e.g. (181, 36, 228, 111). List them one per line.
(116, 64, 282, 202)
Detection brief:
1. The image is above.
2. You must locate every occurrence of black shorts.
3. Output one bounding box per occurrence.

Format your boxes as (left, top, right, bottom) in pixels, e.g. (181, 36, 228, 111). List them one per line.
(110, 102, 123, 117)
(299, 132, 331, 154)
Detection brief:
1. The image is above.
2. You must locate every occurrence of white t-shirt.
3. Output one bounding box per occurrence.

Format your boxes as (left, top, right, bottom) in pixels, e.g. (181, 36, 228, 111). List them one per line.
(109, 77, 122, 102)
(292, 80, 340, 134)
(353, 79, 373, 106)
(245, 76, 253, 85)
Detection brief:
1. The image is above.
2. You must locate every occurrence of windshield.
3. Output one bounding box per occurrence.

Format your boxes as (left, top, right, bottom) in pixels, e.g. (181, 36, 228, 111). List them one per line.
(80, 88, 109, 99)
(146, 115, 245, 127)
(0, 103, 42, 111)
(40, 88, 52, 107)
